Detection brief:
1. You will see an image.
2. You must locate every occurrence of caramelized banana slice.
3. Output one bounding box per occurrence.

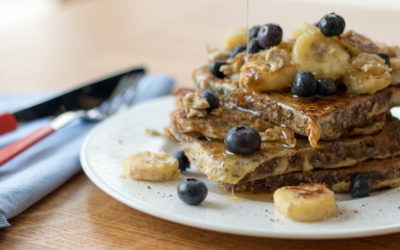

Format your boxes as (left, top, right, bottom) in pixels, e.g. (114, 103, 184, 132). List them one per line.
(290, 23, 319, 39)
(224, 27, 248, 50)
(273, 184, 338, 222)
(343, 53, 392, 94)
(339, 30, 379, 56)
(239, 47, 298, 92)
(292, 31, 350, 79)
(390, 57, 400, 85)
(122, 151, 179, 182)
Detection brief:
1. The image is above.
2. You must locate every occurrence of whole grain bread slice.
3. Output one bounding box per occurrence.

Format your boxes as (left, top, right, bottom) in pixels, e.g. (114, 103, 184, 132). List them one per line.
(172, 89, 387, 141)
(193, 66, 394, 147)
(222, 156, 400, 193)
(168, 118, 400, 185)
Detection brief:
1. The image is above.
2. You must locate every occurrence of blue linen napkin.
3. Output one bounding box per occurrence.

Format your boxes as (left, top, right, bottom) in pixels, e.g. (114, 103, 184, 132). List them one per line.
(0, 74, 174, 228)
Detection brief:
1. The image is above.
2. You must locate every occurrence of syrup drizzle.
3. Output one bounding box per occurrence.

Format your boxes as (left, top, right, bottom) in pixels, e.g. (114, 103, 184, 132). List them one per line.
(245, 0, 250, 60)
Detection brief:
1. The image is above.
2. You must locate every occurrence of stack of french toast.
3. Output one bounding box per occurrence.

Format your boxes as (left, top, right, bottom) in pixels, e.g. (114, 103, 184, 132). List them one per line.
(168, 13, 400, 195)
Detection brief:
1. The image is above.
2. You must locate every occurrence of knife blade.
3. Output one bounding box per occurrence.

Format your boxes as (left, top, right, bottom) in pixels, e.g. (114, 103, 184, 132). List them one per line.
(0, 66, 145, 135)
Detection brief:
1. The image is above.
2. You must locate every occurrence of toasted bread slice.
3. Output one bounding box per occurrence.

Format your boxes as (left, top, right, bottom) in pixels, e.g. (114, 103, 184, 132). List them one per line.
(168, 118, 400, 185)
(193, 66, 394, 147)
(222, 156, 400, 193)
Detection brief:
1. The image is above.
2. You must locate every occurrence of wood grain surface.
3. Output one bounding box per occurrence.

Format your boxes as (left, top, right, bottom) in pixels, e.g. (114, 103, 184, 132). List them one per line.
(1, 0, 400, 249)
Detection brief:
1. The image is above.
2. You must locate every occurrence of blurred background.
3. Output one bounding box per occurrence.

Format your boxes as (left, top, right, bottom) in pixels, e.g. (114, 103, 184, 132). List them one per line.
(0, 0, 399, 91)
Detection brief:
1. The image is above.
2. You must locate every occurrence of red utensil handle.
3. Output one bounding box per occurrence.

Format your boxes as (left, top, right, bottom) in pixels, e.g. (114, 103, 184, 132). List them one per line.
(0, 112, 18, 135)
(0, 126, 55, 166)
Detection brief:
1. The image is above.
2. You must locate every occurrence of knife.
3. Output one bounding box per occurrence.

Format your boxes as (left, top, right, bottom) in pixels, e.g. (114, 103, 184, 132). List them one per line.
(0, 67, 145, 135)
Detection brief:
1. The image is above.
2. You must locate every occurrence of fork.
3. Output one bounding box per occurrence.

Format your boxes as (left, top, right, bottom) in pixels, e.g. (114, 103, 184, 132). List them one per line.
(0, 73, 142, 166)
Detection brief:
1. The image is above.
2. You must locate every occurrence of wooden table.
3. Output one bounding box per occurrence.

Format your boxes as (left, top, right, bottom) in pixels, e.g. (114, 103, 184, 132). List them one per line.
(1, 0, 400, 248)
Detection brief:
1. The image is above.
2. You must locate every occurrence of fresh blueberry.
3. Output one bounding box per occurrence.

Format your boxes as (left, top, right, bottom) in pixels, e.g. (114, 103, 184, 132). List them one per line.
(291, 71, 317, 98)
(209, 61, 227, 79)
(200, 90, 220, 110)
(256, 23, 283, 49)
(224, 126, 261, 155)
(177, 178, 208, 205)
(377, 52, 390, 66)
(230, 45, 247, 58)
(174, 150, 190, 172)
(247, 38, 261, 54)
(350, 174, 371, 198)
(319, 12, 345, 37)
(317, 78, 336, 97)
(249, 25, 261, 39)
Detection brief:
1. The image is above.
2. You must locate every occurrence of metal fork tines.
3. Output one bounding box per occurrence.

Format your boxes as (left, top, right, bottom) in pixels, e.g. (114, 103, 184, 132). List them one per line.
(51, 73, 143, 129)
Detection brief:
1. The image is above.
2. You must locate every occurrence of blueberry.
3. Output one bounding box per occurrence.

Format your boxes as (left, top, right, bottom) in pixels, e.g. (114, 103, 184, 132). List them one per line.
(209, 61, 227, 79)
(317, 78, 336, 97)
(224, 126, 261, 155)
(291, 71, 317, 98)
(177, 178, 208, 205)
(174, 150, 190, 172)
(247, 38, 261, 54)
(350, 174, 371, 198)
(230, 45, 247, 58)
(200, 90, 220, 110)
(377, 52, 390, 66)
(256, 23, 283, 49)
(319, 12, 345, 37)
(249, 25, 261, 39)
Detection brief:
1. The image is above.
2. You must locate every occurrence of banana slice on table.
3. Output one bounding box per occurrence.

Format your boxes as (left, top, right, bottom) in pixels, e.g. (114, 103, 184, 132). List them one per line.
(224, 27, 248, 50)
(239, 47, 298, 92)
(273, 184, 338, 222)
(122, 151, 179, 182)
(343, 53, 392, 94)
(292, 31, 350, 79)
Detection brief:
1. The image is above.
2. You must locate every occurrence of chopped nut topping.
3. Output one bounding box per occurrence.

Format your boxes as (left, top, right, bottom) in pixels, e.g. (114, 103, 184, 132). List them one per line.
(265, 47, 289, 72)
(182, 92, 209, 118)
(145, 128, 165, 137)
(260, 126, 296, 148)
(220, 53, 245, 76)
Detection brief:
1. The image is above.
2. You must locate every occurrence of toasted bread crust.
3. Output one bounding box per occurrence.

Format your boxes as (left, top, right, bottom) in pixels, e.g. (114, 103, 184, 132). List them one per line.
(222, 156, 400, 193)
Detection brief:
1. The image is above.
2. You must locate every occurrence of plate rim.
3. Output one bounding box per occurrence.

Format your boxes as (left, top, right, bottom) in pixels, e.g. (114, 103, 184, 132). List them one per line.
(80, 95, 400, 239)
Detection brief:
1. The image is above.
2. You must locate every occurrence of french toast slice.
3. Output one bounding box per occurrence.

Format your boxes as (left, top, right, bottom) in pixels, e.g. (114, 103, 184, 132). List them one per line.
(168, 118, 400, 185)
(193, 66, 394, 147)
(172, 89, 387, 141)
(222, 156, 400, 193)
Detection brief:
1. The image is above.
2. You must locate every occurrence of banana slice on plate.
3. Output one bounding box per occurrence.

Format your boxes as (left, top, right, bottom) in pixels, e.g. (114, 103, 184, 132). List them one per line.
(292, 30, 350, 79)
(343, 53, 392, 94)
(122, 151, 179, 182)
(273, 183, 338, 222)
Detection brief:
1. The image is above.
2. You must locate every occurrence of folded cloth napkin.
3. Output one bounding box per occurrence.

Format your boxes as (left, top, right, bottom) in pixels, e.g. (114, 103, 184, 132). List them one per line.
(0, 74, 174, 228)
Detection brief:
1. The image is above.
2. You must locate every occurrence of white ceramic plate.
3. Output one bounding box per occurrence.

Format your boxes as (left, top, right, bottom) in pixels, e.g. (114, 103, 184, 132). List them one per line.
(81, 96, 400, 239)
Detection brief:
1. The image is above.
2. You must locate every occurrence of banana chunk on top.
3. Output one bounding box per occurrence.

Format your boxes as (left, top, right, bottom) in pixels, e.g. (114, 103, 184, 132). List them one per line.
(292, 30, 350, 80)
(344, 53, 392, 94)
